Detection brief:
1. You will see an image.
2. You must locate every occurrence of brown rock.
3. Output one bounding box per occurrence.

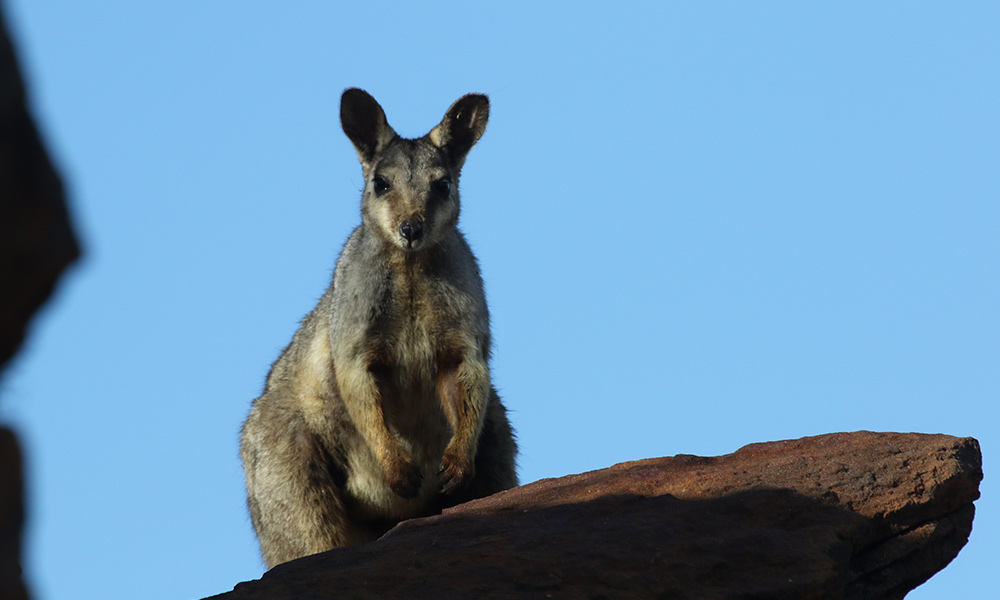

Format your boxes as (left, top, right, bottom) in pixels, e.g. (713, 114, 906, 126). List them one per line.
(209, 431, 981, 600)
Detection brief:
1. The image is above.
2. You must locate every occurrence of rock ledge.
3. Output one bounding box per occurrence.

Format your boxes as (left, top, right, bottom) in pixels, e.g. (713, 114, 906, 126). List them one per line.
(210, 431, 982, 600)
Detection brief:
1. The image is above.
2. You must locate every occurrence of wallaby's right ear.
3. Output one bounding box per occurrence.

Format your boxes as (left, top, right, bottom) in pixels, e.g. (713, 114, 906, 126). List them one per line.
(340, 88, 397, 167)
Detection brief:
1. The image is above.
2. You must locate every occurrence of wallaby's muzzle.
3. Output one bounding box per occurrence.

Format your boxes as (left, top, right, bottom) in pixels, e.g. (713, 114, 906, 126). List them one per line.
(399, 219, 424, 248)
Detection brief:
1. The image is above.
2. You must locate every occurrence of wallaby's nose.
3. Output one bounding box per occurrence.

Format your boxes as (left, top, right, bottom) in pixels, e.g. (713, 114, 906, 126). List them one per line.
(400, 220, 423, 244)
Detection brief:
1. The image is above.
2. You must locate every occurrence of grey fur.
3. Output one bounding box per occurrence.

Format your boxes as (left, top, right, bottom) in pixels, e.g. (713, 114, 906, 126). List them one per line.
(240, 89, 517, 568)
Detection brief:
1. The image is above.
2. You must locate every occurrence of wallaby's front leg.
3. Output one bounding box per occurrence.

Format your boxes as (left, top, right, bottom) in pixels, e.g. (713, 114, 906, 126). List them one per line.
(336, 359, 424, 498)
(436, 353, 490, 494)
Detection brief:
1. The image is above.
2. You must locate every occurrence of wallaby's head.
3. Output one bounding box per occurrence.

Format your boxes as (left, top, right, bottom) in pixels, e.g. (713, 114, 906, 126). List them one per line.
(340, 88, 489, 252)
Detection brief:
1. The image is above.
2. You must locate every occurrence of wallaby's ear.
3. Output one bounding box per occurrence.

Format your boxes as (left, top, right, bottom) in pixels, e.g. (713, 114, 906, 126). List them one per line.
(340, 88, 397, 166)
(428, 94, 490, 168)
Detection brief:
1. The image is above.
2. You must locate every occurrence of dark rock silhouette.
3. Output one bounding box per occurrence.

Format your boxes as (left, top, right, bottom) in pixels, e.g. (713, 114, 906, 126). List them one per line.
(210, 431, 981, 600)
(0, 12, 80, 371)
(1, 7, 80, 600)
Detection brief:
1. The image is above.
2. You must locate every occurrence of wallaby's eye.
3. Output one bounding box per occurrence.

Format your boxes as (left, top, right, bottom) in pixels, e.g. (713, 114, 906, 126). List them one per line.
(431, 177, 452, 198)
(372, 175, 391, 195)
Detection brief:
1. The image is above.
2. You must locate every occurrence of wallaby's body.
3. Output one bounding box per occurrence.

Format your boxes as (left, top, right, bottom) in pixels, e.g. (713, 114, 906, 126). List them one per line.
(240, 89, 517, 567)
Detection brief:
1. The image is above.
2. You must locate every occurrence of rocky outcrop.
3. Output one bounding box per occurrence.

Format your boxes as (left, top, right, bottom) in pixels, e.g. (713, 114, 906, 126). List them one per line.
(0, 428, 27, 600)
(210, 431, 981, 600)
(1, 7, 81, 600)
(0, 9, 80, 371)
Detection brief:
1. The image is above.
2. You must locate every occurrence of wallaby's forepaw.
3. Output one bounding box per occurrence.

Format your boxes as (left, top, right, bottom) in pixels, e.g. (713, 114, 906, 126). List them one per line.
(384, 456, 424, 499)
(438, 450, 474, 495)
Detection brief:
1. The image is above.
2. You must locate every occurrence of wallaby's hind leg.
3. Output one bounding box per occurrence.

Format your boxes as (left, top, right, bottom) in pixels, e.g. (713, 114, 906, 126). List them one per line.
(446, 389, 518, 506)
(241, 403, 362, 567)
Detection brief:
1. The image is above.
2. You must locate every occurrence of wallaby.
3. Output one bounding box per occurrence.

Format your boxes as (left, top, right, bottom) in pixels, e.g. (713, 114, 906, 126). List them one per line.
(240, 88, 518, 568)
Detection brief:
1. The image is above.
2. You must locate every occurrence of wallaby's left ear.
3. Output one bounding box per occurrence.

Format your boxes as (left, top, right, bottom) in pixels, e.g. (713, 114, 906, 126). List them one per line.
(429, 94, 490, 168)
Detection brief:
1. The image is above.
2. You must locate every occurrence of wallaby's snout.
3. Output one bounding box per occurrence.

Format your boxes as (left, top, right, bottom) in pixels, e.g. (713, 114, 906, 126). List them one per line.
(399, 218, 424, 247)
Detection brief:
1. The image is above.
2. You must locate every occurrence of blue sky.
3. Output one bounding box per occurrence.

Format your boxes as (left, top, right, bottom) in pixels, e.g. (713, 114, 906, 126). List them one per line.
(3, 2, 997, 598)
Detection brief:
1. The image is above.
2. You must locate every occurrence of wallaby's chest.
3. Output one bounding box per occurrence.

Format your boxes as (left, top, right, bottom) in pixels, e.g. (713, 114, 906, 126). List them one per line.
(364, 264, 455, 442)
(330, 229, 482, 376)
(379, 264, 450, 371)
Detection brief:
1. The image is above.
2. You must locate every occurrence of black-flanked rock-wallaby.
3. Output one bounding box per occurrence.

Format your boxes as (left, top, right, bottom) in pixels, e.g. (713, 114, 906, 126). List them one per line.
(240, 89, 517, 568)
